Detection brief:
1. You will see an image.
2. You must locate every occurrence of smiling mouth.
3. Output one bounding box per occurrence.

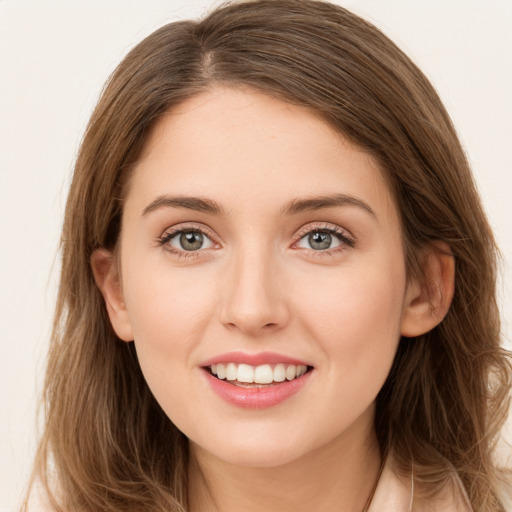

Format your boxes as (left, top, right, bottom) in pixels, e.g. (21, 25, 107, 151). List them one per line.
(206, 363, 313, 387)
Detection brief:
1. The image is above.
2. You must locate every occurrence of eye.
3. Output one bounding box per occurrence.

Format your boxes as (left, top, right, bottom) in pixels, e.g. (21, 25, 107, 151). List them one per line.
(298, 231, 340, 251)
(295, 226, 354, 251)
(160, 229, 215, 252)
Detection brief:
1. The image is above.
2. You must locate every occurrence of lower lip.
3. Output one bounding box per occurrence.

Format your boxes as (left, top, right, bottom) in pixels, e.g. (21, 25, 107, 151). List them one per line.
(203, 370, 312, 409)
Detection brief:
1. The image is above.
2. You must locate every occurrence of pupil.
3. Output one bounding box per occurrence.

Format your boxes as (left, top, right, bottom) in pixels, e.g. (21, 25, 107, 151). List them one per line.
(309, 231, 331, 250)
(180, 231, 203, 251)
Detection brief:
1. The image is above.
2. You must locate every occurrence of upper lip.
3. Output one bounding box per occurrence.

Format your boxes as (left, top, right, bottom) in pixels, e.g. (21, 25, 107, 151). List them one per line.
(200, 351, 312, 368)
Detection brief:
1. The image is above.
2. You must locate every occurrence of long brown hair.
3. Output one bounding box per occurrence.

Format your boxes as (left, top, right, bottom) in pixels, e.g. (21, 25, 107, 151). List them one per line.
(25, 1, 511, 510)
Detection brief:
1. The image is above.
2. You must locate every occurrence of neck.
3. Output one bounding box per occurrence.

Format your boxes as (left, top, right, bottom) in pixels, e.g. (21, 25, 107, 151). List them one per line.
(188, 409, 381, 512)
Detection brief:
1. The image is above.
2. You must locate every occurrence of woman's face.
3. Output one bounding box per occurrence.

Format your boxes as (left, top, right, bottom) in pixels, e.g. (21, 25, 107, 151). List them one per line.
(108, 87, 418, 467)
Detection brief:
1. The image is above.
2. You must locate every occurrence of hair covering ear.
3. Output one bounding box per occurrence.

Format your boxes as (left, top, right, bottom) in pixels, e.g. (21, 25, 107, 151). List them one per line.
(91, 249, 134, 342)
(400, 242, 455, 338)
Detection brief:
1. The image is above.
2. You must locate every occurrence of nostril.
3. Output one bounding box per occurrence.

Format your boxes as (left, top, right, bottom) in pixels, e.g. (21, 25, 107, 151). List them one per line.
(222, 315, 282, 334)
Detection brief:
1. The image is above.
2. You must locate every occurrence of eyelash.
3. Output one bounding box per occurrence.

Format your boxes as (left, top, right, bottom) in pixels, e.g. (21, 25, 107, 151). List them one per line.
(157, 223, 218, 260)
(293, 223, 355, 257)
(157, 222, 355, 259)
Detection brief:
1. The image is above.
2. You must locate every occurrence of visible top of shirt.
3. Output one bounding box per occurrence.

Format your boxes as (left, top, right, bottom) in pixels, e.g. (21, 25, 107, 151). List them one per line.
(28, 453, 480, 512)
(368, 453, 473, 512)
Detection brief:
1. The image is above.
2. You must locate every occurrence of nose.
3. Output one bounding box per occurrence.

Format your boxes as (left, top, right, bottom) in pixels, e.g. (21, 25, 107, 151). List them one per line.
(219, 247, 290, 336)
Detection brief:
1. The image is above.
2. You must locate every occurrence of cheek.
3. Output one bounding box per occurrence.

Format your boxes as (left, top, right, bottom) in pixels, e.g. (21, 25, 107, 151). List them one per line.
(121, 263, 222, 431)
(296, 259, 406, 379)
(124, 257, 214, 330)
(121, 260, 219, 376)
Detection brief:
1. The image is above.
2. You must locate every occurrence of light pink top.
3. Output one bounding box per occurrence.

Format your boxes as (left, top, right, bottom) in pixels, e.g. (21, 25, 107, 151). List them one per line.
(29, 455, 475, 511)
(368, 455, 473, 512)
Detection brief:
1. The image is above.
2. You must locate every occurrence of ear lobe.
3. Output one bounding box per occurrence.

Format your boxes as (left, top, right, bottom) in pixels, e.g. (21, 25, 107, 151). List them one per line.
(400, 243, 455, 338)
(91, 249, 134, 342)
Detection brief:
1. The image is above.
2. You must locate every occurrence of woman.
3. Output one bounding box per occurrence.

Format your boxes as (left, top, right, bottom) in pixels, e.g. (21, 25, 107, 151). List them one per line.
(24, 1, 511, 510)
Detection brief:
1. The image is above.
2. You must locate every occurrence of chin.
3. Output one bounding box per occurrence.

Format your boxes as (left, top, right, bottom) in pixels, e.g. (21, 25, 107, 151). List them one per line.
(192, 433, 310, 468)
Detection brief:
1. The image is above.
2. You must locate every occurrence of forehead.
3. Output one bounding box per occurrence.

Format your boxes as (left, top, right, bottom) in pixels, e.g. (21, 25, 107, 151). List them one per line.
(126, 87, 398, 224)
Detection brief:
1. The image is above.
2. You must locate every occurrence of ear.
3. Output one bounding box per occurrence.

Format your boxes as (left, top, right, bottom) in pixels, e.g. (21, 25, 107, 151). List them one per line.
(91, 249, 134, 342)
(400, 242, 455, 338)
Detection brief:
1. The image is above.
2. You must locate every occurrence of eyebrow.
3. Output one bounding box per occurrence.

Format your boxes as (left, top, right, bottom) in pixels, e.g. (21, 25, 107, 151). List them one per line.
(282, 194, 376, 218)
(142, 195, 224, 216)
(141, 193, 375, 218)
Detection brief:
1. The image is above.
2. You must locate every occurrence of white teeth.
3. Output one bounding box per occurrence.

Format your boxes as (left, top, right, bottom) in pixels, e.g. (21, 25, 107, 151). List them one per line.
(237, 364, 255, 383)
(210, 362, 309, 384)
(216, 364, 226, 380)
(254, 364, 273, 384)
(225, 362, 237, 381)
(273, 363, 286, 382)
(285, 365, 296, 381)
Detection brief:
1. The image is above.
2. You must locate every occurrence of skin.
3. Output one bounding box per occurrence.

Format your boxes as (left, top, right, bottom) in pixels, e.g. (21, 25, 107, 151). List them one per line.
(93, 87, 454, 512)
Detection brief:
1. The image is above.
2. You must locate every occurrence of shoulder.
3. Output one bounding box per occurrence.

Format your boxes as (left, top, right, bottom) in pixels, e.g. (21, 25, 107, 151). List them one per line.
(24, 480, 56, 512)
(416, 473, 473, 512)
(368, 454, 472, 512)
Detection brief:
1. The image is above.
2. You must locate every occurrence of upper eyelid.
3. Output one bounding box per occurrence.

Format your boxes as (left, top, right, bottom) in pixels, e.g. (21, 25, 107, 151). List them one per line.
(292, 223, 356, 253)
(161, 222, 218, 241)
(294, 222, 354, 239)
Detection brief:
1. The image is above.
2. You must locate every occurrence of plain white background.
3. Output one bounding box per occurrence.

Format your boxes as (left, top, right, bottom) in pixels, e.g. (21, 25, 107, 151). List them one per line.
(1, 1, 511, 510)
